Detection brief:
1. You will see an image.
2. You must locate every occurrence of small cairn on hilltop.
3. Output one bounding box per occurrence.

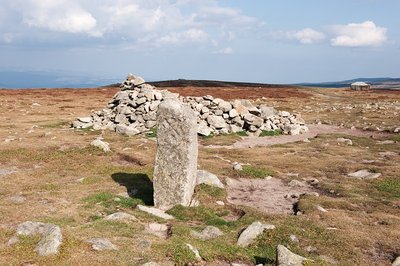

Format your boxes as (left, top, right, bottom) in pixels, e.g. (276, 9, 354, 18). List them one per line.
(72, 74, 308, 136)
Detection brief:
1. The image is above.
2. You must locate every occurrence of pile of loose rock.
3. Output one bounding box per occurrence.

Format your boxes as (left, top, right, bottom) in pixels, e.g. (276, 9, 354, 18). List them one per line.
(72, 74, 308, 136)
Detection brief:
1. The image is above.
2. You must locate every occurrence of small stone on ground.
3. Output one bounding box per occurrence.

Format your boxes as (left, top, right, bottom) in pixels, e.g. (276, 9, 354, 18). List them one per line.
(105, 212, 137, 222)
(191, 226, 223, 240)
(276, 245, 308, 266)
(137, 205, 174, 220)
(347, 169, 381, 180)
(237, 221, 275, 247)
(86, 238, 118, 251)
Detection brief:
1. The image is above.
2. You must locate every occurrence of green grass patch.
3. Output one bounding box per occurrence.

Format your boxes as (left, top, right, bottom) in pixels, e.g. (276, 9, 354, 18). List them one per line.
(374, 177, 400, 199)
(166, 205, 230, 227)
(146, 127, 157, 138)
(391, 134, 400, 142)
(259, 130, 282, 137)
(81, 176, 102, 185)
(236, 131, 249, 137)
(195, 184, 226, 198)
(232, 165, 275, 179)
(83, 192, 139, 210)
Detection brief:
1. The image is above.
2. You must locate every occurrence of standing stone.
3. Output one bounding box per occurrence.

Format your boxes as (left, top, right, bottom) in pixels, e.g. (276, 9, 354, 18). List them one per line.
(153, 97, 198, 210)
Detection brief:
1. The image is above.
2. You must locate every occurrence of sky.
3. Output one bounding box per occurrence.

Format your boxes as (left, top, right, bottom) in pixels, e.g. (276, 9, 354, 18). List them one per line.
(0, 0, 399, 85)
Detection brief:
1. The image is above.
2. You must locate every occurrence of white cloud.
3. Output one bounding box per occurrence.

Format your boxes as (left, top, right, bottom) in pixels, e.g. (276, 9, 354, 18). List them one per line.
(18, 0, 99, 36)
(288, 28, 325, 44)
(157, 29, 208, 46)
(330, 21, 387, 47)
(214, 47, 234, 54)
(0, 0, 261, 52)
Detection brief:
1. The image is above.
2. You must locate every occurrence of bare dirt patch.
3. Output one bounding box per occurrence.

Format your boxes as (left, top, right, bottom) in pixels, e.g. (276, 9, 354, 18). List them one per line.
(226, 177, 312, 215)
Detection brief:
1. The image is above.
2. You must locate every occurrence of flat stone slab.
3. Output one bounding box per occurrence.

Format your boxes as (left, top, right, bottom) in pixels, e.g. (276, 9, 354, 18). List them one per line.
(86, 238, 118, 251)
(137, 205, 174, 220)
(347, 169, 381, 180)
(8, 221, 62, 256)
(105, 212, 137, 222)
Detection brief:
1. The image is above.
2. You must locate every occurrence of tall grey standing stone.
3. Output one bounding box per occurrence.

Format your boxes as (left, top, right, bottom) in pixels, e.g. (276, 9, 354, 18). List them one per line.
(153, 97, 198, 210)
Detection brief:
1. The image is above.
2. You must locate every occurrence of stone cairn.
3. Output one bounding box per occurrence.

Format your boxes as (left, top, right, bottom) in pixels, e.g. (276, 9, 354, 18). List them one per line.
(72, 74, 309, 136)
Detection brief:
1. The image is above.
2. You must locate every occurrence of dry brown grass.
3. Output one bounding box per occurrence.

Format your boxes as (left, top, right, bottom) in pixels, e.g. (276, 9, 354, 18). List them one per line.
(0, 87, 399, 265)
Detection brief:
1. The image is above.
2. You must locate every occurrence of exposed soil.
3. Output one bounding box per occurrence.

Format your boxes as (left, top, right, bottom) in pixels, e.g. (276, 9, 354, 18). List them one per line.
(226, 177, 312, 215)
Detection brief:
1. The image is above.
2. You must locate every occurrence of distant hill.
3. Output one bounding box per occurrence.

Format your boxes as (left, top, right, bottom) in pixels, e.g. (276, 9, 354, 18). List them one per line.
(148, 79, 294, 88)
(297, 77, 400, 89)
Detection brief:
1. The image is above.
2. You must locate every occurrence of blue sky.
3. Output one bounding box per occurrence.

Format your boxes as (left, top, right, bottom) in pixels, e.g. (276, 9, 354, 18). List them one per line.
(0, 0, 399, 85)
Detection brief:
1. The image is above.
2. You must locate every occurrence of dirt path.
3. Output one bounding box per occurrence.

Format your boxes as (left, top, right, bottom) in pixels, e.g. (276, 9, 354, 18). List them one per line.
(209, 124, 390, 149)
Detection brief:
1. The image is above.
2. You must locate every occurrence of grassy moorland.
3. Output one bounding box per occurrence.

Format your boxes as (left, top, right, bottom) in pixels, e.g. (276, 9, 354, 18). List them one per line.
(0, 86, 399, 265)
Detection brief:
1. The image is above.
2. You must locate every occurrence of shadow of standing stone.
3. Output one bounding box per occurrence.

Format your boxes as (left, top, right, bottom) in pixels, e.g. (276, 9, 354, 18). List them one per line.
(111, 172, 154, 206)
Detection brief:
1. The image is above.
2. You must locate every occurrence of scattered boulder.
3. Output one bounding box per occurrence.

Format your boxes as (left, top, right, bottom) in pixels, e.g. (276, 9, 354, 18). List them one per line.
(191, 226, 223, 240)
(86, 238, 118, 251)
(347, 169, 381, 180)
(237, 221, 275, 247)
(90, 137, 111, 152)
(105, 212, 137, 222)
(196, 170, 224, 189)
(276, 245, 307, 266)
(137, 205, 174, 220)
(145, 223, 171, 239)
(153, 97, 198, 210)
(8, 221, 62, 256)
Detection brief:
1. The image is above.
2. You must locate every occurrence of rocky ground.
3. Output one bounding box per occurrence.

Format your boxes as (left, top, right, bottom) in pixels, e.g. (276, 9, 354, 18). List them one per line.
(0, 85, 399, 265)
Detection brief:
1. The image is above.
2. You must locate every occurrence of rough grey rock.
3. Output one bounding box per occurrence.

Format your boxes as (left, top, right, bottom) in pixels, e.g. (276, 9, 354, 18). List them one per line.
(233, 162, 243, 171)
(191, 226, 223, 240)
(137, 205, 174, 220)
(337, 137, 353, 145)
(259, 106, 277, 119)
(86, 238, 118, 251)
(197, 121, 212, 136)
(9, 221, 62, 256)
(196, 170, 224, 189)
(153, 98, 198, 210)
(105, 212, 137, 222)
(145, 222, 171, 239)
(276, 245, 307, 266)
(237, 221, 275, 247)
(186, 243, 202, 260)
(207, 115, 227, 129)
(36, 225, 63, 256)
(347, 169, 381, 180)
(90, 137, 111, 152)
(393, 256, 400, 266)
